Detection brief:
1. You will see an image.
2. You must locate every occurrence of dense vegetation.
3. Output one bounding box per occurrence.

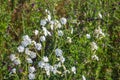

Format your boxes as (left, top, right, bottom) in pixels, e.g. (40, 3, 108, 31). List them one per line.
(0, 0, 120, 80)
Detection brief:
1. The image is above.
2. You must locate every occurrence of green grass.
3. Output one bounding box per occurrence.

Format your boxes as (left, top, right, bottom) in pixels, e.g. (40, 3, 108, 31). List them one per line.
(0, 0, 120, 80)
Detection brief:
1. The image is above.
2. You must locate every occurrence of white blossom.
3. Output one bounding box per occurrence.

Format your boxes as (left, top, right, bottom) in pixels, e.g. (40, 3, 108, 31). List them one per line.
(42, 56, 49, 62)
(71, 27, 73, 34)
(38, 61, 45, 68)
(44, 63, 51, 76)
(82, 75, 86, 80)
(17, 45, 24, 53)
(22, 35, 31, 41)
(58, 30, 64, 36)
(21, 35, 31, 47)
(25, 48, 31, 55)
(92, 54, 99, 61)
(29, 51, 36, 59)
(40, 36, 46, 42)
(21, 41, 29, 47)
(86, 34, 91, 39)
(57, 62, 62, 68)
(40, 19, 47, 26)
(13, 58, 21, 65)
(55, 48, 63, 57)
(50, 21, 54, 30)
(45, 9, 51, 15)
(35, 43, 42, 50)
(54, 20, 62, 28)
(11, 68, 16, 74)
(44, 63, 51, 71)
(29, 66, 36, 73)
(98, 12, 102, 19)
(46, 70, 50, 76)
(31, 40, 36, 45)
(71, 66, 76, 74)
(28, 73, 35, 80)
(91, 42, 98, 51)
(67, 37, 72, 43)
(60, 17, 67, 25)
(94, 27, 105, 38)
(51, 66, 57, 75)
(42, 27, 51, 36)
(46, 15, 51, 22)
(34, 30, 39, 36)
(10, 54, 17, 61)
(26, 57, 33, 64)
(59, 56, 65, 63)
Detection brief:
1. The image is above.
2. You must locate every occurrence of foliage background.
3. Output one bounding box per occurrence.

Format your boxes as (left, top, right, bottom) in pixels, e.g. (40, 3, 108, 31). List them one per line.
(0, 0, 120, 80)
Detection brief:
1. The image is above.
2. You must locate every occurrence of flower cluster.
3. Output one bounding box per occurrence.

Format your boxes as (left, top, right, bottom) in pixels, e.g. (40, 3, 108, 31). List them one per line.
(94, 26, 105, 39)
(9, 9, 76, 79)
(10, 54, 21, 65)
(87, 26, 105, 61)
(28, 66, 36, 79)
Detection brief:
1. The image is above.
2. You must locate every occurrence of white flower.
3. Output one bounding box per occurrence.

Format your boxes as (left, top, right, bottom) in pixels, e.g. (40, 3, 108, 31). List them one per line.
(54, 20, 62, 28)
(71, 66, 76, 74)
(26, 57, 33, 63)
(98, 12, 102, 19)
(50, 21, 54, 30)
(59, 56, 65, 63)
(91, 42, 98, 51)
(46, 15, 51, 22)
(58, 30, 64, 36)
(94, 27, 105, 38)
(29, 66, 36, 73)
(28, 73, 35, 80)
(42, 27, 51, 36)
(52, 63, 61, 73)
(55, 48, 63, 57)
(44, 63, 51, 70)
(57, 62, 62, 68)
(82, 75, 86, 80)
(11, 68, 16, 74)
(21, 35, 31, 47)
(22, 35, 31, 41)
(60, 17, 67, 25)
(21, 41, 29, 47)
(40, 36, 46, 42)
(86, 34, 91, 39)
(42, 56, 49, 62)
(34, 30, 39, 36)
(71, 27, 73, 34)
(45, 9, 51, 15)
(53, 63, 61, 69)
(44, 63, 51, 76)
(40, 19, 47, 26)
(67, 37, 72, 43)
(31, 40, 36, 45)
(46, 70, 50, 76)
(17, 45, 24, 53)
(10, 54, 17, 61)
(57, 22, 62, 29)
(25, 48, 31, 55)
(92, 54, 99, 61)
(51, 66, 57, 75)
(13, 58, 21, 65)
(29, 51, 36, 59)
(35, 43, 42, 50)
(38, 61, 45, 68)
